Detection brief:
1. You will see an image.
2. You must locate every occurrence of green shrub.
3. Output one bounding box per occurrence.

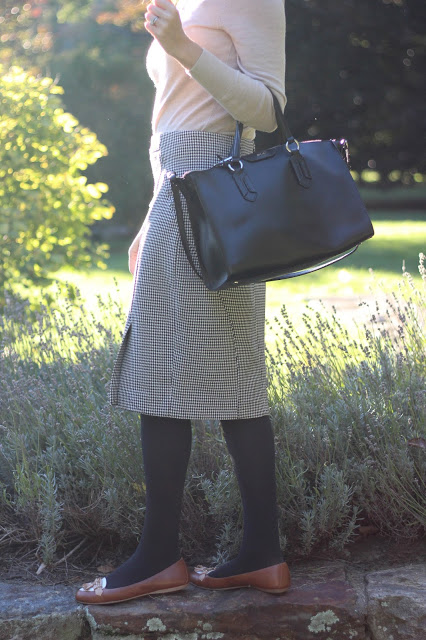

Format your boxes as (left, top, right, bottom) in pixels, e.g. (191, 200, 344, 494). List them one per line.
(266, 254, 426, 552)
(0, 257, 424, 570)
(0, 65, 115, 310)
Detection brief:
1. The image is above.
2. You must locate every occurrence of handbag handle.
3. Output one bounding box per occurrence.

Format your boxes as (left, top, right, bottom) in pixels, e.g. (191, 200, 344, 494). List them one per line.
(170, 175, 206, 281)
(231, 89, 296, 159)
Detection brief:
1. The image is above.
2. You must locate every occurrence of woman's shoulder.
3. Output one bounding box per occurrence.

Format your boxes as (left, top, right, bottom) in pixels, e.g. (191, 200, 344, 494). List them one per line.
(217, 0, 284, 11)
(217, 0, 285, 25)
(218, 0, 285, 33)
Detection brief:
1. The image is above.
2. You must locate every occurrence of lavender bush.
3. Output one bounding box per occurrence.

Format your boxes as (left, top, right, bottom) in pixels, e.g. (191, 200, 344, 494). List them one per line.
(0, 257, 424, 570)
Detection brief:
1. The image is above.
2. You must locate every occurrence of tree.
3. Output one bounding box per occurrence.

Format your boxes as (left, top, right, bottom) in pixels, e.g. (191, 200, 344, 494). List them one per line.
(0, 65, 115, 309)
(283, 0, 425, 186)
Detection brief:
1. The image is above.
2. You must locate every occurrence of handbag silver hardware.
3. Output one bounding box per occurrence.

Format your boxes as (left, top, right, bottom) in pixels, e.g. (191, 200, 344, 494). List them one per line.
(285, 138, 300, 153)
(227, 160, 244, 172)
(223, 157, 244, 172)
(228, 160, 244, 172)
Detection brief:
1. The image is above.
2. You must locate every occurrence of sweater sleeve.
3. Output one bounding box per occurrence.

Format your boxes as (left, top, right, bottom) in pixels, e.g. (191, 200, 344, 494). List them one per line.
(186, 0, 286, 132)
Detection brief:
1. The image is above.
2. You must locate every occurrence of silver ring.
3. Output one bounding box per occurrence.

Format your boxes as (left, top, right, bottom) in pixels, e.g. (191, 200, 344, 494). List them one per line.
(150, 16, 159, 25)
(227, 160, 244, 173)
(285, 138, 300, 153)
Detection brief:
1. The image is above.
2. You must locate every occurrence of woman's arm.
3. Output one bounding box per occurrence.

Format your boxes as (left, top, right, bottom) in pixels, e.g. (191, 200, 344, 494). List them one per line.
(186, 0, 287, 132)
(145, 0, 286, 132)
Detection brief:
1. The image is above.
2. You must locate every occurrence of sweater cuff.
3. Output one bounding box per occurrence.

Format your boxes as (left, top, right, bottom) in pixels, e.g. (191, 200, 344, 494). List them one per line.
(186, 48, 209, 77)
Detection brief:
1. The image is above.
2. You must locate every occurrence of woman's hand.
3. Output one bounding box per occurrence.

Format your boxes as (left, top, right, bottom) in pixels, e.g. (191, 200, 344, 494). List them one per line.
(128, 232, 142, 276)
(144, 0, 202, 69)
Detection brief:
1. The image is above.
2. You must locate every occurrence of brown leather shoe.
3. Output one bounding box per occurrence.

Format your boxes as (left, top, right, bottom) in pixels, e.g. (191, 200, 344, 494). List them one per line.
(75, 558, 190, 605)
(189, 561, 291, 594)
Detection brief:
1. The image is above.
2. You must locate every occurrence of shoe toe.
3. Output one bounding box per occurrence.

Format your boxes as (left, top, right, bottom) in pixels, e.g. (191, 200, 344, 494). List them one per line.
(190, 561, 291, 593)
(75, 558, 190, 605)
(76, 576, 107, 602)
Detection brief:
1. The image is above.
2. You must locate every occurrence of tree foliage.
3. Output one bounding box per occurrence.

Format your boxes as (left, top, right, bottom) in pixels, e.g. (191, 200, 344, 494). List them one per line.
(283, 0, 425, 186)
(0, 65, 115, 308)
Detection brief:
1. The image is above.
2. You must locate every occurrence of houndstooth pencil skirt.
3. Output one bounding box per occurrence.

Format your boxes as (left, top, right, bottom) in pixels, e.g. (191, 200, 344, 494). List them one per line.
(108, 130, 269, 420)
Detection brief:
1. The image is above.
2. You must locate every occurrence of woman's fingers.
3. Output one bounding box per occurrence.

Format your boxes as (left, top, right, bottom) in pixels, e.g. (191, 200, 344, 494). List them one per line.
(145, 0, 175, 19)
(145, 7, 166, 24)
(144, 1, 173, 32)
(144, 0, 187, 57)
(145, 5, 168, 19)
(153, 0, 176, 10)
(129, 251, 138, 275)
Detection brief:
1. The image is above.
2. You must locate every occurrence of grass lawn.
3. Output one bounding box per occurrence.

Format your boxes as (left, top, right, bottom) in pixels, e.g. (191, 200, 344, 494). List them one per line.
(52, 211, 425, 346)
(266, 213, 424, 308)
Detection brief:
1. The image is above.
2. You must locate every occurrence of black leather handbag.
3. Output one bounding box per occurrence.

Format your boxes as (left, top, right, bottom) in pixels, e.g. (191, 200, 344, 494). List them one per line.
(169, 92, 374, 292)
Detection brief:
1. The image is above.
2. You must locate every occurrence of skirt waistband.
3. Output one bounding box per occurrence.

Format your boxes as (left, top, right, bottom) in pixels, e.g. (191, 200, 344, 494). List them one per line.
(150, 129, 255, 150)
(149, 130, 255, 172)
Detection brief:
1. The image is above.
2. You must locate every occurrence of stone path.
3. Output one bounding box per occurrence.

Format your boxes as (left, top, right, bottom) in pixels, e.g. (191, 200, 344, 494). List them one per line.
(1, 537, 425, 640)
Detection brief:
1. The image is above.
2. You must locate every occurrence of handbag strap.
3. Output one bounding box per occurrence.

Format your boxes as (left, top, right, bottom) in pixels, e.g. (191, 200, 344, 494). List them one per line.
(170, 174, 204, 280)
(231, 89, 295, 159)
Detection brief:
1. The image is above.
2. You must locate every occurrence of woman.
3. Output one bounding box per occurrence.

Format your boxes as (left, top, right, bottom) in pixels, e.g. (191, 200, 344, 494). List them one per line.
(76, 0, 291, 605)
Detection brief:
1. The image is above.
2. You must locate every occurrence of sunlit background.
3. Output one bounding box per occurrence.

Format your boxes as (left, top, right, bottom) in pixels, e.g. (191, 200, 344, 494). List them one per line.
(1, 0, 425, 323)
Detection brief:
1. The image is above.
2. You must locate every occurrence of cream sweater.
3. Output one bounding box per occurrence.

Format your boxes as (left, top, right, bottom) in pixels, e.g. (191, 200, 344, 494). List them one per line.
(146, 0, 286, 140)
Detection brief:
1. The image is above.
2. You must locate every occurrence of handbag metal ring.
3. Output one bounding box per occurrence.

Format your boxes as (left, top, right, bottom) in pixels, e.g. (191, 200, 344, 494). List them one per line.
(227, 160, 244, 172)
(285, 138, 300, 153)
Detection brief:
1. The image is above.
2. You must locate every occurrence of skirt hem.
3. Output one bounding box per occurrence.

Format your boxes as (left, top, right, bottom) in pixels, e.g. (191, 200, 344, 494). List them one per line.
(108, 399, 270, 421)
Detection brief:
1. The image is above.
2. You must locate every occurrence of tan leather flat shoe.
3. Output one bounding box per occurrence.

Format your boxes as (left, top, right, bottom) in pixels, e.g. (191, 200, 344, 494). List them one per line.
(189, 561, 291, 594)
(75, 558, 190, 605)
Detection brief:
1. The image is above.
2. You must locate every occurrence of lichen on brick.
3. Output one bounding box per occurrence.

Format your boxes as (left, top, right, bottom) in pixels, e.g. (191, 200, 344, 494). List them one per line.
(308, 610, 339, 633)
(146, 616, 167, 632)
(202, 623, 213, 631)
